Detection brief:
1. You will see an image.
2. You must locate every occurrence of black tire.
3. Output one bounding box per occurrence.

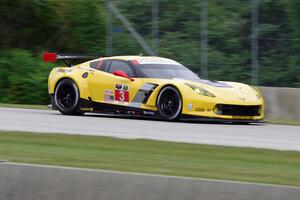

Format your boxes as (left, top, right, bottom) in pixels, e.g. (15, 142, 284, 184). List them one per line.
(54, 79, 83, 115)
(157, 86, 182, 121)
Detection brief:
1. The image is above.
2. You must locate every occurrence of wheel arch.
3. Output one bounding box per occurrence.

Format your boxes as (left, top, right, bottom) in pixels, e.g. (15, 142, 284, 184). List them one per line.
(54, 77, 80, 95)
(52, 73, 92, 100)
(155, 84, 183, 107)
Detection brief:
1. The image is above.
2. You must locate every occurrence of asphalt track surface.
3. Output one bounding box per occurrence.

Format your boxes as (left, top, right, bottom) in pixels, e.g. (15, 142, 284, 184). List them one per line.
(0, 107, 299, 151)
(1, 162, 299, 200)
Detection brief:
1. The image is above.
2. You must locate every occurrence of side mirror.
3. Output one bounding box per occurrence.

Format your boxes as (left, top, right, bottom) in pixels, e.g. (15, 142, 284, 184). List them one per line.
(113, 70, 134, 81)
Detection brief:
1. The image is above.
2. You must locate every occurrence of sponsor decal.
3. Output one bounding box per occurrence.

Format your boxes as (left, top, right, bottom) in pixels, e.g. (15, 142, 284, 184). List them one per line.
(122, 85, 129, 91)
(115, 84, 122, 90)
(104, 90, 114, 102)
(142, 110, 155, 115)
(127, 111, 136, 115)
(104, 89, 113, 95)
(195, 107, 205, 112)
(56, 68, 73, 73)
(238, 97, 246, 101)
(80, 107, 93, 111)
(56, 55, 79, 59)
(104, 94, 114, 102)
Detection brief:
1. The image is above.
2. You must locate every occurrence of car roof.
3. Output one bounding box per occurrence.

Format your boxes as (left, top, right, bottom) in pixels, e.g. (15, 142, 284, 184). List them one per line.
(102, 55, 143, 61)
(89, 56, 180, 65)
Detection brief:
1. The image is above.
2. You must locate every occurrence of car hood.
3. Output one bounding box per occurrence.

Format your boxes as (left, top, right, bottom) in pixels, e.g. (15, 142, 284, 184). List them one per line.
(174, 78, 260, 103)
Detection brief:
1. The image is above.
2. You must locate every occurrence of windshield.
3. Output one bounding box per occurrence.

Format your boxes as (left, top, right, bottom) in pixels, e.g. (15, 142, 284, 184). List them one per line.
(138, 64, 200, 80)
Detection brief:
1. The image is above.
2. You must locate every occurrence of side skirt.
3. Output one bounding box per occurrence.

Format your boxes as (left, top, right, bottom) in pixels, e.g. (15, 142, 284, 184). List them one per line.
(78, 98, 159, 118)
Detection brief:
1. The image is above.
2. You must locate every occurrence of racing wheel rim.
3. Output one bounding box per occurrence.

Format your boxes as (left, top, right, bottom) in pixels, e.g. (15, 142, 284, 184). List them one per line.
(158, 86, 182, 120)
(57, 84, 76, 109)
(54, 79, 80, 115)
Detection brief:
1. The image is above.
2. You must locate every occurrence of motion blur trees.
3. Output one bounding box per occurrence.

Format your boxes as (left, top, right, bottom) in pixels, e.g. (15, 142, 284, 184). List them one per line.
(286, 1, 300, 87)
(0, 50, 50, 104)
(112, 0, 300, 87)
(0, 0, 105, 52)
(0, 0, 299, 105)
(0, 0, 106, 104)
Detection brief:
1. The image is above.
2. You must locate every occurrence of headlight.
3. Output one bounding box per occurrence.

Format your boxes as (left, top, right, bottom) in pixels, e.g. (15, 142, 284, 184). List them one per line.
(185, 83, 215, 97)
(251, 87, 262, 99)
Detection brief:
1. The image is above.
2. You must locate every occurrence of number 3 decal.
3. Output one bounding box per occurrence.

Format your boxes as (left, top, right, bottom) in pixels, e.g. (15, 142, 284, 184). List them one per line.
(119, 91, 125, 101)
(115, 89, 129, 102)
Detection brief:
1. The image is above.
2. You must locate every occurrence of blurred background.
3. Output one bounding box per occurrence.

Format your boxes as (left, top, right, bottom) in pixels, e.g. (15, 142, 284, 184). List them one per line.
(0, 0, 299, 105)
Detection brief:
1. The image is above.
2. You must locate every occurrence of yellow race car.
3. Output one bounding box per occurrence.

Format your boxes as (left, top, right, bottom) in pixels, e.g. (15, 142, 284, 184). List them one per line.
(45, 53, 264, 122)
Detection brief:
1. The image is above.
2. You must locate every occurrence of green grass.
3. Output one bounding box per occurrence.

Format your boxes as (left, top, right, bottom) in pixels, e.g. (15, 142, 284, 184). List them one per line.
(0, 103, 47, 110)
(0, 131, 299, 186)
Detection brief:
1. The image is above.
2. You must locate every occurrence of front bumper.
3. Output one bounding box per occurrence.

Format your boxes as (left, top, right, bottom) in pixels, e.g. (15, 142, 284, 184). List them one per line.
(181, 98, 264, 121)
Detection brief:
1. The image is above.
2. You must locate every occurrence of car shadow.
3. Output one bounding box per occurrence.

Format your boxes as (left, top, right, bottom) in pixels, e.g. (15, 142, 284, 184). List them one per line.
(52, 111, 265, 126)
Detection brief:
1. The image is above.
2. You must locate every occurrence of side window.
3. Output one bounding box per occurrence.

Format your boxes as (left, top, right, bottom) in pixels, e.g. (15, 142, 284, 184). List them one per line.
(108, 61, 134, 77)
(90, 60, 107, 71)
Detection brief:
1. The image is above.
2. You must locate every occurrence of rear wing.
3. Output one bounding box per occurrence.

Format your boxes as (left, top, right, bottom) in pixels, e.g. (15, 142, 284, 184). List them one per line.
(43, 53, 99, 67)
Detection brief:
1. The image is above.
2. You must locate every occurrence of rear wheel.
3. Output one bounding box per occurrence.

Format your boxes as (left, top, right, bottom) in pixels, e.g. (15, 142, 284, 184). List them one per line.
(157, 86, 182, 121)
(54, 79, 83, 115)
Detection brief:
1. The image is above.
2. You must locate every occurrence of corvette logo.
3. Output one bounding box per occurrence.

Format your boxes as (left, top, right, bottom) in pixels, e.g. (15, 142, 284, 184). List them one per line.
(238, 97, 246, 101)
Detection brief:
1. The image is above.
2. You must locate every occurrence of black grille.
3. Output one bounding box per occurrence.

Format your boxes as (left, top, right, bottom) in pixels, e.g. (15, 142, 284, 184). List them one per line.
(215, 104, 261, 116)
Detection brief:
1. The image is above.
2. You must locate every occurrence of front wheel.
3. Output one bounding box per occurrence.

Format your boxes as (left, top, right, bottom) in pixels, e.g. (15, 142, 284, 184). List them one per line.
(54, 79, 83, 115)
(157, 86, 182, 121)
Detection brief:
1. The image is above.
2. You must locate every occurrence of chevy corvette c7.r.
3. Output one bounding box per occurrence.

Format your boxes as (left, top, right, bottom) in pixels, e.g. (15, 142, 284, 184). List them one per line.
(45, 53, 264, 122)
